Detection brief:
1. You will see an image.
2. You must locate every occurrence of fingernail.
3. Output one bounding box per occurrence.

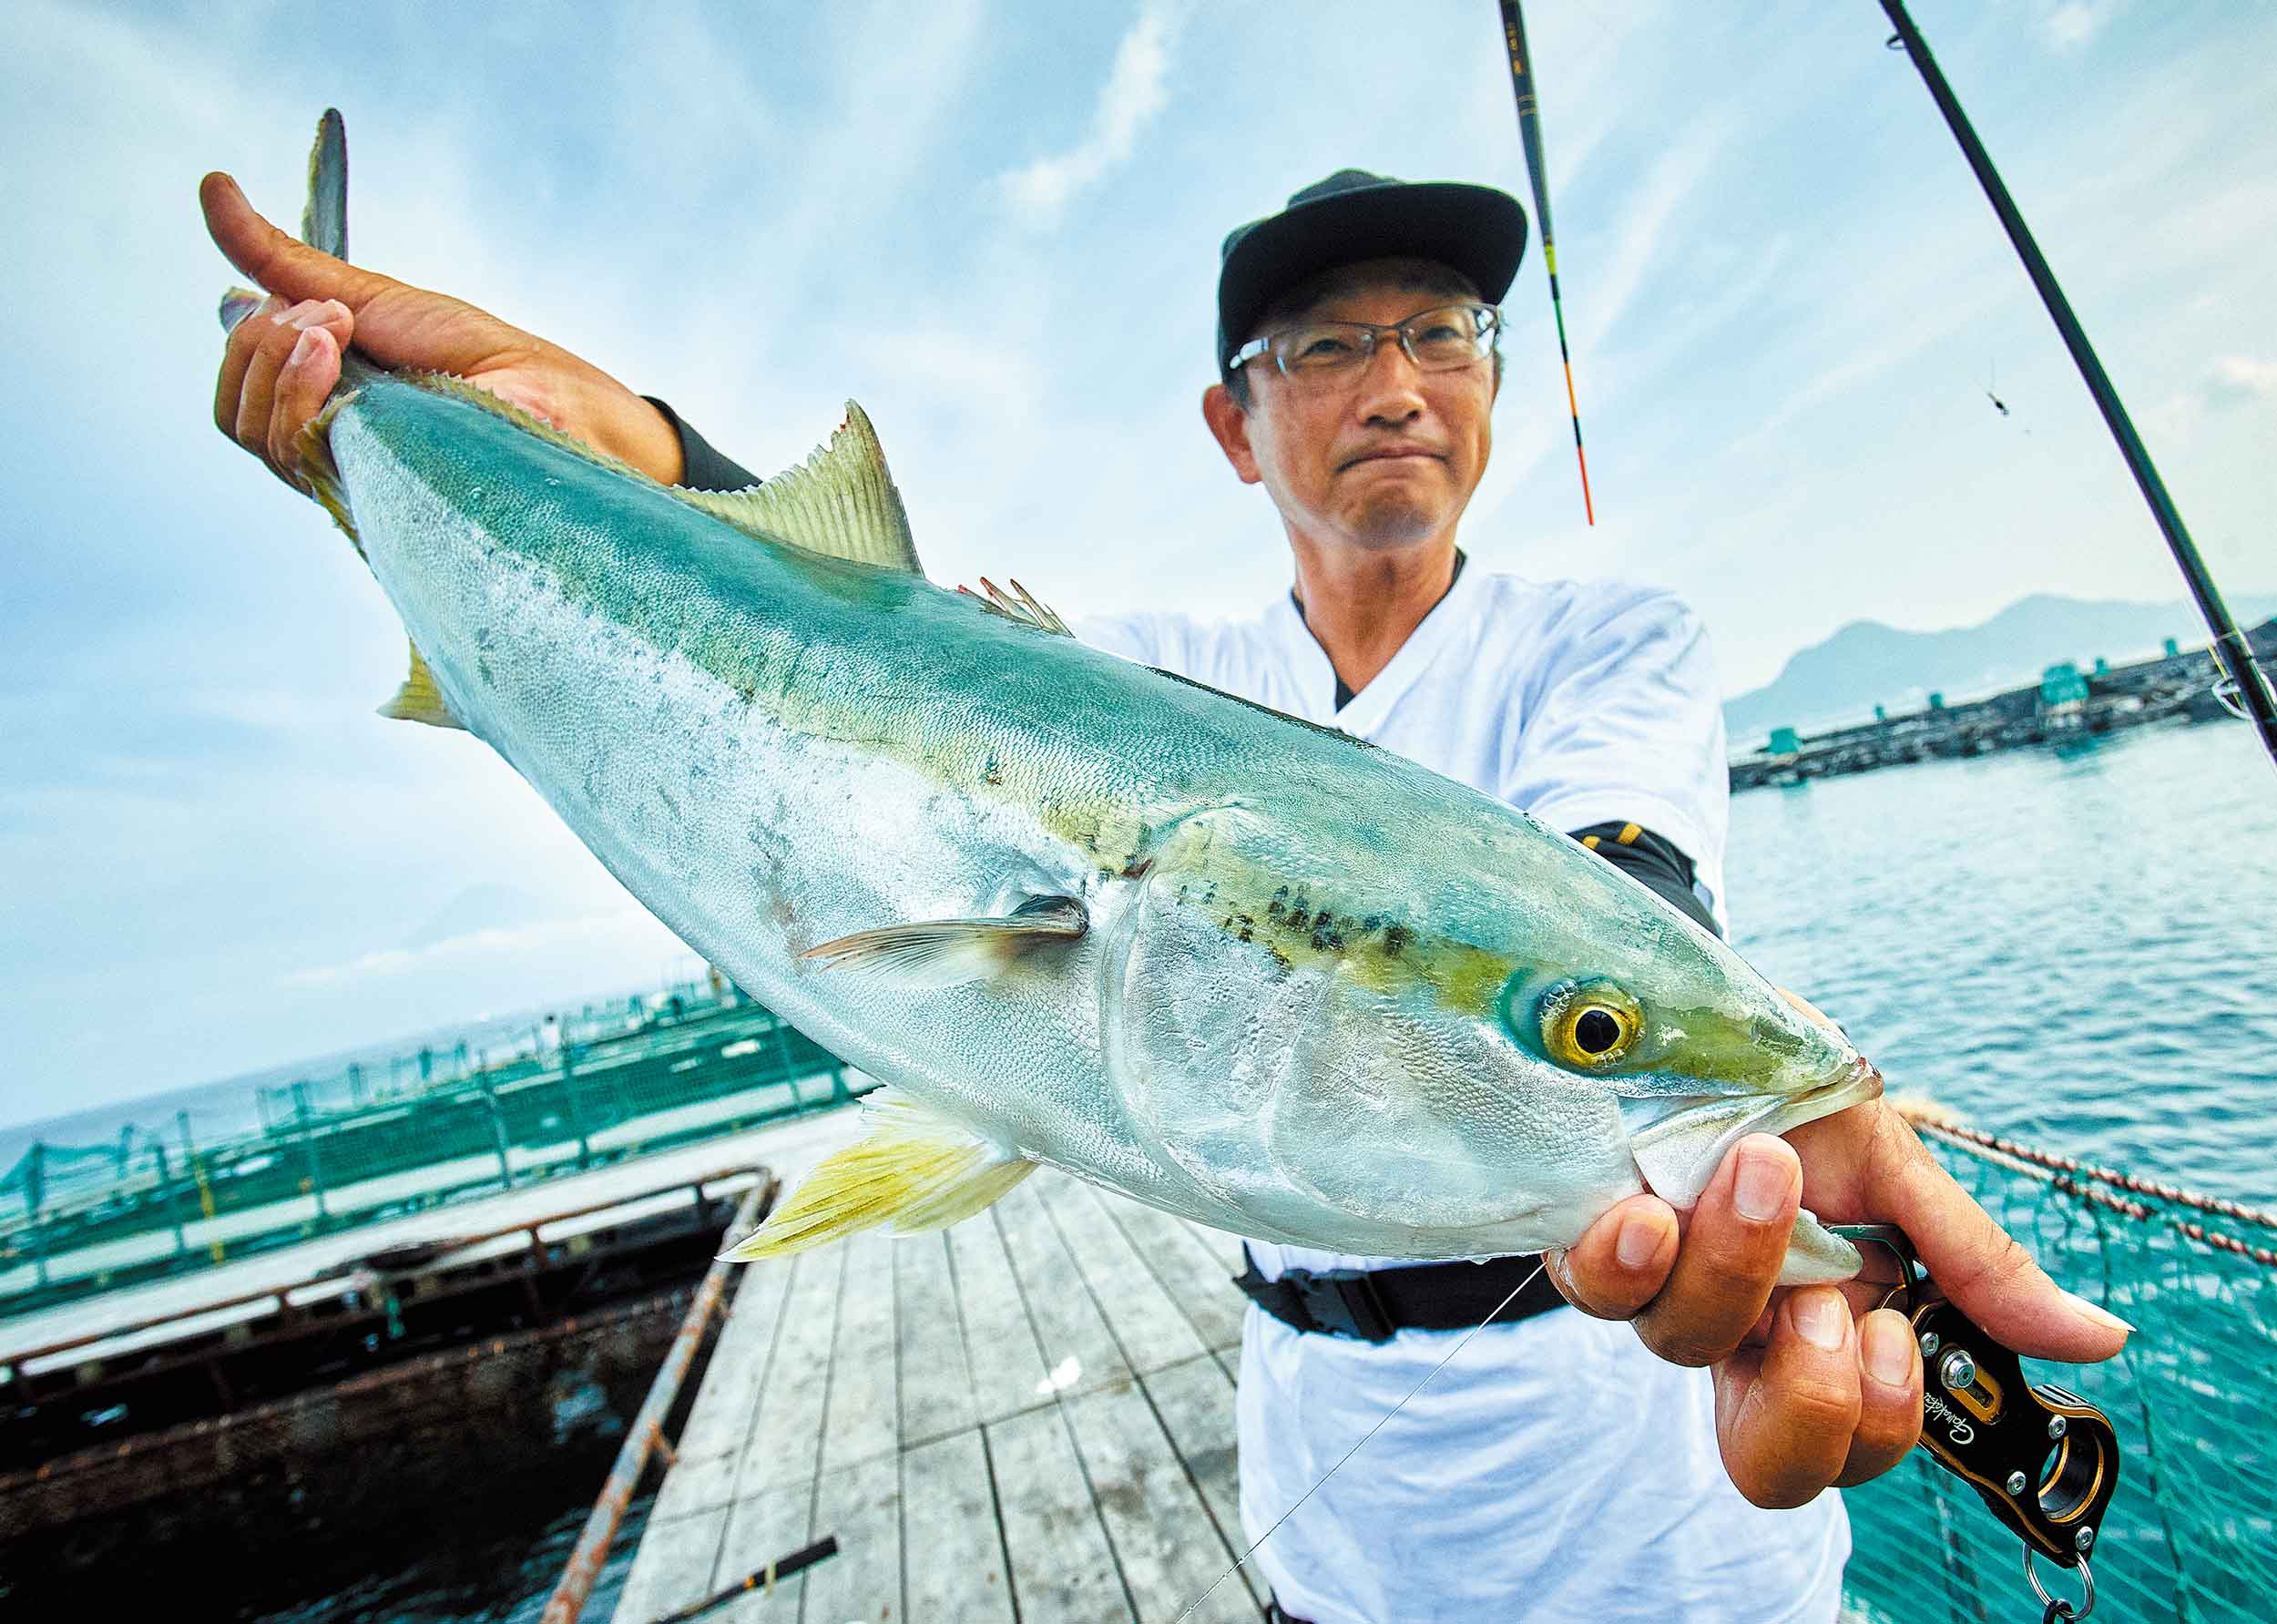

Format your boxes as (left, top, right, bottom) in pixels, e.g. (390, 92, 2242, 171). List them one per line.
(1616, 1214, 1659, 1269)
(1862, 1312, 1914, 1385)
(287, 328, 319, 368)
(287, 301, 333, 330)
(1733, 1139, 1794, 1223)
(1794, 1290, 1847, 1351)
(2060, 1288, 2133, 1333)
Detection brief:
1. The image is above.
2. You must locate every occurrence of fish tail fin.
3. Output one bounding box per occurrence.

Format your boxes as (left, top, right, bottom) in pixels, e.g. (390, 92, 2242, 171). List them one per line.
(213, 109, 348, 334)
(301, 107, 349, 261)
(719, 1090, 1036, 1260)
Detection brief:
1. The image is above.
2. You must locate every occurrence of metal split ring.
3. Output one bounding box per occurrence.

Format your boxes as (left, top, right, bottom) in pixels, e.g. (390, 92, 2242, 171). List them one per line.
(2026, 1547, 2095, 1622)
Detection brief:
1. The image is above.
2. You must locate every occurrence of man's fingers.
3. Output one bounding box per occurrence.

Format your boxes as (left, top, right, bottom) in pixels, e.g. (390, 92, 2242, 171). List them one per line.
(199, 172, 396, 312)
(215, 293, 285, 439)
(268, 323, 344, 477)
(1859, 1108, 2130, 1363)
(1547, 1194, 1678, 1319)
(1833, 1307, 1924, 1487)
(1633, 1134, 1797, 1367)
(1713, 1286, 1861, 1509)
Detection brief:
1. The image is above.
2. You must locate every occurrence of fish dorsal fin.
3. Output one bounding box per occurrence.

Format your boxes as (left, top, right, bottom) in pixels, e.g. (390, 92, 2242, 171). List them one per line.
(719, 1089, 1036, 1260)
(676, 403, 922, 575)
(378, 638, 466, 730)
(957, 577, 1072, 638)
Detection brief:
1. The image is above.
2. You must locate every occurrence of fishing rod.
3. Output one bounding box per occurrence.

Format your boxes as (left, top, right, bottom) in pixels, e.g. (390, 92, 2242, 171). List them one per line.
(1497, 0, 1596, 526)
(1881, 0, 2277, 777)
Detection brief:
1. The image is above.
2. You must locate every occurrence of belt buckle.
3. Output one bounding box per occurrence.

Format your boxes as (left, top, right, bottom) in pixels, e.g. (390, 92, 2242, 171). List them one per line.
(1281, 1267, 1395, 1343)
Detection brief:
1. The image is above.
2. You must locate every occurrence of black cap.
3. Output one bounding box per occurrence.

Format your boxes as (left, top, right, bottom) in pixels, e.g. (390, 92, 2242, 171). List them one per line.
(1217, 169, 1528, 373)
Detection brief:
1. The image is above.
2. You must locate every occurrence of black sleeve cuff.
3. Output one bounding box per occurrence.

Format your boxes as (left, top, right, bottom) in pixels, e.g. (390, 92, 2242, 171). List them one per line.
(1567, 822, 1720, 936)
(643, 395, 762, 492)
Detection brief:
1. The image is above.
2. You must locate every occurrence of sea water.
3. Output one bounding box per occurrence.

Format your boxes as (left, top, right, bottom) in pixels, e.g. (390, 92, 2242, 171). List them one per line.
(1727, 717, 2277, 1206)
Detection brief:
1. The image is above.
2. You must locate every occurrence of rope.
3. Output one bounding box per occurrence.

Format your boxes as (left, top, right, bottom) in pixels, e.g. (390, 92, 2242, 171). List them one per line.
(1898, 1113, 2277, 1272)
(1899, 1108, 2277, 1229)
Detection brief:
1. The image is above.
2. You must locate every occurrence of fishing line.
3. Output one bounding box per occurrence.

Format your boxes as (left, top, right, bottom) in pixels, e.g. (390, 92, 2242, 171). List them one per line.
(1173, 1260, 1549, 1622)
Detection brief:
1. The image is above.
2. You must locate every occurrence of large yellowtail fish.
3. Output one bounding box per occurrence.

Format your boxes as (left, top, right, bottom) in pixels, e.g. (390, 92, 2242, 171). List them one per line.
(228, 114, 1879, 1282)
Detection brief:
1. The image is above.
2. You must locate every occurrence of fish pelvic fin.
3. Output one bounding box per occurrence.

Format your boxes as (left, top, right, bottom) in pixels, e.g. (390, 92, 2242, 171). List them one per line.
(301, 108, 348, 261)
(801, 895, 1087, 989)
(720, 1090, 1036, 1260)
(378, 638, 466, 730)
(676, 402, 922, 576)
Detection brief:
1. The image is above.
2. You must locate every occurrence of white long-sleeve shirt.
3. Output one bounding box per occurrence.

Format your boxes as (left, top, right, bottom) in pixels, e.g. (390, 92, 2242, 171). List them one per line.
(1078, 565, 1846, 1624)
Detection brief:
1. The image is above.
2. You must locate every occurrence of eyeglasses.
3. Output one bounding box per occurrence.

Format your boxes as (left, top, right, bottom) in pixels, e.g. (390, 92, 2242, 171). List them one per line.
(1228, 302, 1502, 383)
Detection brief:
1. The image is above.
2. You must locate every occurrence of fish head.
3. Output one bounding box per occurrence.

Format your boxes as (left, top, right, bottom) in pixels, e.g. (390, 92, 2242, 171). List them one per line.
(1102, 796, 1879, 1259)
(1488, 903, 1884, 1214)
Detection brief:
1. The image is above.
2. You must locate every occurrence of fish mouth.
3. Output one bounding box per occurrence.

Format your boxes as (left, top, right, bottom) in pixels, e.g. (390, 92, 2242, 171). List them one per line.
(1784, 1055, 1884, 1129)
(1624, 1055, 1885, 1210)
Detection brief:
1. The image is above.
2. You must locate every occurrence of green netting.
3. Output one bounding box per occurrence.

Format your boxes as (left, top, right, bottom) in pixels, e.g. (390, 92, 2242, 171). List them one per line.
(0, 980, 861, 1321)
(1842, 1122, 2277, 1624)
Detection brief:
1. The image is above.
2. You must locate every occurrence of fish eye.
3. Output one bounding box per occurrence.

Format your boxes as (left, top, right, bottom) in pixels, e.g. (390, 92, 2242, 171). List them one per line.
(1537, 979, 1642, 1068)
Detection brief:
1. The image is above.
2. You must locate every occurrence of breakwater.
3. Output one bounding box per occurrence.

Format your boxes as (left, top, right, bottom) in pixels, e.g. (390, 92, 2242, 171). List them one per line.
(1730, 615, 2276, 792)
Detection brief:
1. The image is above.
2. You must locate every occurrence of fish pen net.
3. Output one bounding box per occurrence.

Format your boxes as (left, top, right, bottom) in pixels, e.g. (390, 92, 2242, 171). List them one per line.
(0, 978, 858, 1322)
(1842, 1110, 2277, 1624)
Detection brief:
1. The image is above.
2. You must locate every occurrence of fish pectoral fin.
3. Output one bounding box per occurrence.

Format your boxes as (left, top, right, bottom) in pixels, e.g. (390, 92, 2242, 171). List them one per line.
(955, 577, 1073, 638)
(675, 402, 923, 576)
(801, 895, 1087, 988)
(720, 1090, 1036, 1259)
(376, 638, 466, 730)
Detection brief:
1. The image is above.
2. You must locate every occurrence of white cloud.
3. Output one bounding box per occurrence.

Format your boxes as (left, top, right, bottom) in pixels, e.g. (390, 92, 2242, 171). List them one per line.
(998, 2, 1186, 224)
(2043, 4, 2108, 51)
(279, 909, 680, 991)
(2203, 355, 2277, 407)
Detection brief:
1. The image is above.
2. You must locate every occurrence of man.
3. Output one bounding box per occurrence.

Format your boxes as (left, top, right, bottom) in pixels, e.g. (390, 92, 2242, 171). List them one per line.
(202, 164, 2128, 1620)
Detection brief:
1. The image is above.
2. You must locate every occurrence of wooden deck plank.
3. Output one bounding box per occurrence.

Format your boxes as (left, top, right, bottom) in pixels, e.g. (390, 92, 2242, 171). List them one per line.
(1065, 1378, 1259, 1624)
(710, 1478, 815, 1621)
(894, 1231, 976, 1447)
(1036, 1178, 1208, 1375)
(1142, 1353, 1261, 1609)
(801, 1452, 902, 1624)
(990, 1179, 1131, 1399)
(616, 1503, 730, 1624)
(727, 1243, 848, 1511)
(819, 1230, 900, 1473)
(672, 1254, 796, 1482)
(901, 1428, 1017, 1622)
(986, 1404, 1134, 1623)
(947, 1206, 1053, 1425)
(1096, 1193, 1250, 1353)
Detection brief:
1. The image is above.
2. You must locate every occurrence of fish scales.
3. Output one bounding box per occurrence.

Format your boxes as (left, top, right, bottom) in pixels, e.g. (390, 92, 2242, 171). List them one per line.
(230, 112, 1884, 1276)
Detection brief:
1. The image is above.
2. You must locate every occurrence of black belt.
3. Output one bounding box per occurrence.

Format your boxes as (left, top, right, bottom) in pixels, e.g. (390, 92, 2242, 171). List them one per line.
(1233, 1246, 1567, 1343)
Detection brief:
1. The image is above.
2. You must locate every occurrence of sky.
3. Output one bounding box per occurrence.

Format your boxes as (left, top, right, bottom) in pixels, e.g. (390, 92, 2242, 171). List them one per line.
(4, 0, 2273, 1124)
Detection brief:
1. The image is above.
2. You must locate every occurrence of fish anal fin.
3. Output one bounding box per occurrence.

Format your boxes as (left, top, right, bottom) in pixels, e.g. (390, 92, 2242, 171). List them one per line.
(677, 402, 922, 575)
(957, 576, 1072, 638)
(378, 639, 466, 730)
(802, 895, 1086, 989)
(720, 1091, 1036, 1259)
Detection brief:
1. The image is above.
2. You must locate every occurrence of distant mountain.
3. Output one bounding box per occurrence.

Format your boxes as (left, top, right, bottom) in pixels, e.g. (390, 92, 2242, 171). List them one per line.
(1723, 593, 2277, 749)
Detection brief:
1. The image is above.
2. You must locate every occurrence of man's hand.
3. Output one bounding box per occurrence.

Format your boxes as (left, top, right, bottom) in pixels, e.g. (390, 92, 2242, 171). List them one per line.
(201, 172, 685, 491)
(1546, 997, 2130, 1509)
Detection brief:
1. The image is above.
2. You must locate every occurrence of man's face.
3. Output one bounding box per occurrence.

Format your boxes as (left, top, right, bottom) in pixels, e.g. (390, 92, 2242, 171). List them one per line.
(1206, 259, 1497, 554)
